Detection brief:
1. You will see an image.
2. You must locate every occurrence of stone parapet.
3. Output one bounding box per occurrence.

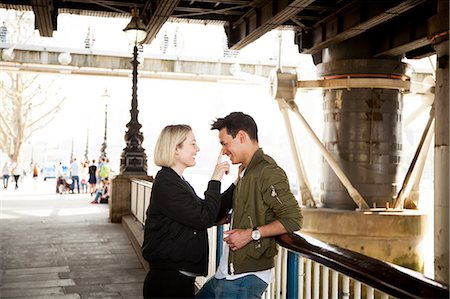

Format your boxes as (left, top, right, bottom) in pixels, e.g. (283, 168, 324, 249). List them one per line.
(110, 174, 153, 223)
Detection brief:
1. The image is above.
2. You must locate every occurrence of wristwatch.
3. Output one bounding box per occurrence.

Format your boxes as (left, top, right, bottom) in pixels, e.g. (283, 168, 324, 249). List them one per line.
(251, 227, 261, 241)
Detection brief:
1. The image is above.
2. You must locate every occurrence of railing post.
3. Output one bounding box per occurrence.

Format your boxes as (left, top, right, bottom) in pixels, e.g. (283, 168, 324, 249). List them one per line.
(287, 251, 299, 299)
(216, 225, 224, 269)
(142, 186, 146, 223)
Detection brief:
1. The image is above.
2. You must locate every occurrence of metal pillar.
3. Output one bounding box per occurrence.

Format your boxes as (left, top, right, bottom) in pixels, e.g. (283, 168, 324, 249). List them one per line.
(317, 59, 408, 209)
(429, 1, 449, 284)
(277, 98, 315, 207)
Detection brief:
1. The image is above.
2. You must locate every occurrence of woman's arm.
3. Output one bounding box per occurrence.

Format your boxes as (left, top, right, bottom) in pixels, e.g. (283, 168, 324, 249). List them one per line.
(155, 176, 222, 230)
(215, 183, 234, 223)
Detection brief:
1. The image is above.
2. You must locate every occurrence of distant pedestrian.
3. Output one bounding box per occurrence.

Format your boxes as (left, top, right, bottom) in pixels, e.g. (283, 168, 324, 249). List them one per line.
(56, 162, 64, 193)
(98, 157, 110, 180)
(2, 162, 10, 189)
(70, 158, 80, 193)
(90, 178, 110, 204)
(88, 160, 97, 196)
(11, 162, 23, 190)
(32, 163, 39, 179)
(80, 160, 89, 193)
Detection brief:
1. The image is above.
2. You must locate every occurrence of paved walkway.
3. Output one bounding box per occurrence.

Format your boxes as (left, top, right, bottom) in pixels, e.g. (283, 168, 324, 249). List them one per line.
(0, 177, 146, 298)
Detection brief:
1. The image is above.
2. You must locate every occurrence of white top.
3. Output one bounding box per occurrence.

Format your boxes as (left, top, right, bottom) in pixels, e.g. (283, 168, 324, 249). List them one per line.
(70, 161, 80, 176)
(215, 237, 273, 284)
(56, 164, 64, 177)
(12, 163, 23, 176)
(2, 164, 9, 175)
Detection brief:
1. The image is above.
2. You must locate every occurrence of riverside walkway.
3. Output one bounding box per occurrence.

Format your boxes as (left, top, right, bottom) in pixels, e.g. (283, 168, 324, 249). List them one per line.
(0, 177, 146, 298)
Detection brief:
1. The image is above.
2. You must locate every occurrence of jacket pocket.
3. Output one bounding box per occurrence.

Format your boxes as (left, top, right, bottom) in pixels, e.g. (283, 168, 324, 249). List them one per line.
(245, 238, 277, 259)
(184, 230, 206, 263)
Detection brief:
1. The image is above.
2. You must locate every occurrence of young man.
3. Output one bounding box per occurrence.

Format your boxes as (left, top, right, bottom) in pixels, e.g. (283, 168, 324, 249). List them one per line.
(197, 112, 303, 299)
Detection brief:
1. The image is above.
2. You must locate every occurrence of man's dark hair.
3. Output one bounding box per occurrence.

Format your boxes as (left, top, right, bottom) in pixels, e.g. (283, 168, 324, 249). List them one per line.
(211, 112, 258, 142)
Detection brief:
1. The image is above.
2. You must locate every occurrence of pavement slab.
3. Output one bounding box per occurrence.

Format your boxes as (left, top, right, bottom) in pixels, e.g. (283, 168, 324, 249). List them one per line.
(0, 178, 146, 298)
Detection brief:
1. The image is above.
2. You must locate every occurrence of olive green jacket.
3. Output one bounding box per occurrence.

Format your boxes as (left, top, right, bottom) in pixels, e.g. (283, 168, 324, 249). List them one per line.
(226, 148, 303, 275)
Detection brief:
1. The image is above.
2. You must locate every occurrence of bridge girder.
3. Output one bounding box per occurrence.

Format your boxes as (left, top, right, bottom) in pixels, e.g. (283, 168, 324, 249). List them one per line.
(0, 0, 443, 60)
(31, 0, 57, 37)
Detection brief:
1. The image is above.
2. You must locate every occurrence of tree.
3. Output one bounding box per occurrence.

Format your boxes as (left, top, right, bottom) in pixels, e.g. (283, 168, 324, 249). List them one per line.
(0, 74, 66, 163)
(0, 11, 66, 163)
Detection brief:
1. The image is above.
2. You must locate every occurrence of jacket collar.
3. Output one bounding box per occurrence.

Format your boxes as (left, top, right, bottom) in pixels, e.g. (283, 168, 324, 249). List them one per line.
(160, 166, 194, 192)
(160, 166, 183, 179)
(244, 148, 264, 174)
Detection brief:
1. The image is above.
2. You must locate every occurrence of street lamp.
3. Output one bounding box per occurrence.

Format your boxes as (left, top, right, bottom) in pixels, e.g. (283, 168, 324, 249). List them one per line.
(99, 88, 110, 161)
(70, 137, 74, 162)
(84, 128, 89, 162)
(120, 8, 148, 175)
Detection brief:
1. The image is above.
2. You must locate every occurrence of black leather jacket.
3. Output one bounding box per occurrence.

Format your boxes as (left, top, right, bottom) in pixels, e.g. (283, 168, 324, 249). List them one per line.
(142, 167, 234, 276)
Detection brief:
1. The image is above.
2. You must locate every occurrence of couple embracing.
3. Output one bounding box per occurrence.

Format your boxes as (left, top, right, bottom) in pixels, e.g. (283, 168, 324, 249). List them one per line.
(141, 112, 303, 299)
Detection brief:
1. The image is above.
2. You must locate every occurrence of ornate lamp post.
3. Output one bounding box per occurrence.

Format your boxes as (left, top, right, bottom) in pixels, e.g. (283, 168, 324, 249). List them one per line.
(99, 88, 110, 161)
(70, 138, 74, 162)
(120, 8, 148, 175)
(84, 128, 89, 162)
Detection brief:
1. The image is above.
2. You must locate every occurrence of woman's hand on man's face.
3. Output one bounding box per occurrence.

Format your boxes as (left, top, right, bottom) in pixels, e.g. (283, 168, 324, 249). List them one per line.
(211, 149, 230, 181)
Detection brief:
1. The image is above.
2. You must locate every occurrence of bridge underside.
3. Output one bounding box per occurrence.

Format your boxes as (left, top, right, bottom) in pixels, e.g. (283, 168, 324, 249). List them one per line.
(0, 0, 441, 60)
(0, 0, 448, 286)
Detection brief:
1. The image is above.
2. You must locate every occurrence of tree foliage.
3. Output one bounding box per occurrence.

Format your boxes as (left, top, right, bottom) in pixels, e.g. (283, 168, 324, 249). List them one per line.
(0, 74, 66, 162)
(0, 11, 67, 163)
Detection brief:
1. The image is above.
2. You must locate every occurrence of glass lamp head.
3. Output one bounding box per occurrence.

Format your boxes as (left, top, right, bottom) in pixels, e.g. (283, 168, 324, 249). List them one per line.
(123, 8, 147, 44)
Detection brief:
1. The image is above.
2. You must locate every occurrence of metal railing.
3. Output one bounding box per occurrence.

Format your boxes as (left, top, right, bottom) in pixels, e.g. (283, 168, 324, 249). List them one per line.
(129, 179, 449, 299)
(130, 179, 152, 226)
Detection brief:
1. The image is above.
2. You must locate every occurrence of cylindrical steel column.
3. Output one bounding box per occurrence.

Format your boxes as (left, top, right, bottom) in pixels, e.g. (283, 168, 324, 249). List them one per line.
(318, 59, 409, 209)
(429, 0, 449, 285)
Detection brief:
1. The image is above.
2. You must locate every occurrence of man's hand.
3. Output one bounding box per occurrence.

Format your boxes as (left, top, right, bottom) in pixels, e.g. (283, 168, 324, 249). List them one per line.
(224, 228, 252, 251)
(224, 221, 287, 251)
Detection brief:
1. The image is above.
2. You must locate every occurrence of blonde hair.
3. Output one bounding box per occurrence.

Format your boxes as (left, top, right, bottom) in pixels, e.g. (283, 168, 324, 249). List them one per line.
(154, 124, 192, 167)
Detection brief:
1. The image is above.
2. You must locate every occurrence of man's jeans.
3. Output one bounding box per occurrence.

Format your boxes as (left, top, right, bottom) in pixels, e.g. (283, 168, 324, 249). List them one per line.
(196, 275, 267, 299)
(71, 175, 80, 193)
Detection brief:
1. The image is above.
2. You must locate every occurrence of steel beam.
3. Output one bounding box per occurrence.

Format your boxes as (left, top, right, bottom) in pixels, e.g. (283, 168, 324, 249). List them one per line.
(300, 0, 427, 55)
(30, 0, 56, 37)
(141, 0, 180, 44)
(227, 0, 314, 50)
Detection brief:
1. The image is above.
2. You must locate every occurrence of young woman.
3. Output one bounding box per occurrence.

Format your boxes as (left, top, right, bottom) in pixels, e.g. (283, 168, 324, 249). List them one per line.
(141, 124, 233, 298)
(87, 160, 97, 196)
(2, 162, 10, 189)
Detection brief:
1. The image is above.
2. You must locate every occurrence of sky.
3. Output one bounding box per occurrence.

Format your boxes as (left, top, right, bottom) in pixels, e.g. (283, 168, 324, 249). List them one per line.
(0, 9, 435, 199)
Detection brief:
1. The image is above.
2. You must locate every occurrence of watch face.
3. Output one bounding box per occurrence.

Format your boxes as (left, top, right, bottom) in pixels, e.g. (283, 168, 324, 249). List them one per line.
(252, 230, 261, 241)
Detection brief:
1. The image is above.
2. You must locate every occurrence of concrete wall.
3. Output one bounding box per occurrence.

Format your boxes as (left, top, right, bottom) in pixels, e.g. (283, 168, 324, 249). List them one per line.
(301, 208, 428, 272)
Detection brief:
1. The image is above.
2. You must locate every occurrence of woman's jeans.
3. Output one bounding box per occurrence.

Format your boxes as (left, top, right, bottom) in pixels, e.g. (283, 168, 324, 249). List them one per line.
(143, 268, 195, 298)
(196, 275, 268, 299)
(3, 174, 9, 188)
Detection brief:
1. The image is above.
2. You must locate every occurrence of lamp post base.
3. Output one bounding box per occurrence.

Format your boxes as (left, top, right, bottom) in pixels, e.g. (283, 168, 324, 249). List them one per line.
(120, 148, 147, 176)
(110, 174, 152, 223)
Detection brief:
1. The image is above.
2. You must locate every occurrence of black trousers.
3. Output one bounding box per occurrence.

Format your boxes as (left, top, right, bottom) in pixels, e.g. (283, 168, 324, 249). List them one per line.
(143, 268, 196, 299)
